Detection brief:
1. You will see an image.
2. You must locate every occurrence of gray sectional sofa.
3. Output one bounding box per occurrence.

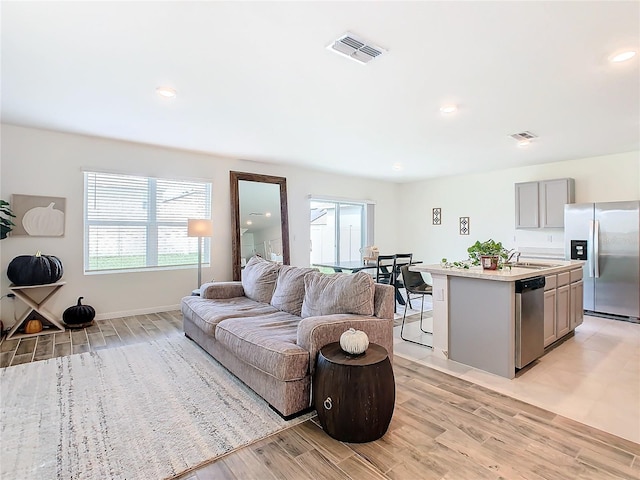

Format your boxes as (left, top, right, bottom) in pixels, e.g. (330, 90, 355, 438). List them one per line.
(181, 256, 394, 417)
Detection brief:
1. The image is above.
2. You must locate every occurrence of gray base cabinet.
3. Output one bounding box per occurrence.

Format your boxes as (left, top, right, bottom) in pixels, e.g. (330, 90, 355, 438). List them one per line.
(543, 268, 584, 347)
(556, 285, 571, 338)
(543, 289, 557, 346)
(570, 280, 584, 329)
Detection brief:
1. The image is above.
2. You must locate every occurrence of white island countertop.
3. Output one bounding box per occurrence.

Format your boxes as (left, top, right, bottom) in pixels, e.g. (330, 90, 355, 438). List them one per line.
(412, 259, 585, 282)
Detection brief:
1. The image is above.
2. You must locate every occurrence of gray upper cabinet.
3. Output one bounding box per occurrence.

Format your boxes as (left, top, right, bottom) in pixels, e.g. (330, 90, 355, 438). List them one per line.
(515, 178, 575, 229)
(515, 182, 540, 228)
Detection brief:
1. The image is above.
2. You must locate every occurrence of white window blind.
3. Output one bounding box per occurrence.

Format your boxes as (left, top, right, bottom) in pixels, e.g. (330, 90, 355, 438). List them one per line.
(84, 171, 211, 273)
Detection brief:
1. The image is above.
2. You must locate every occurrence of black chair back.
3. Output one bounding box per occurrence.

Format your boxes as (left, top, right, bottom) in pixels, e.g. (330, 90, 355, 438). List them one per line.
(376, 255, 396, 284)
(395, 253, 413, 266)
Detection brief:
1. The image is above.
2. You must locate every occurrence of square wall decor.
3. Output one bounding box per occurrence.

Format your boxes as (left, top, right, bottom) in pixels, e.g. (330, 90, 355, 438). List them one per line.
(459, 216, 470, 235)
(11, 194, 66, 237)
(432, 208, 441, 225)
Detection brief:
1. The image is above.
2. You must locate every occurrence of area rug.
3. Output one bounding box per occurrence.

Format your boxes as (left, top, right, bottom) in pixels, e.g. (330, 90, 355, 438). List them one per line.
(0, 336, 312, 480)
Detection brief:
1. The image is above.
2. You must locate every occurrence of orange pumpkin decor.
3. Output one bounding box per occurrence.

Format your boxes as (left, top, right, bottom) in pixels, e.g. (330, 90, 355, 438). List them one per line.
(24, 319, 43, 334)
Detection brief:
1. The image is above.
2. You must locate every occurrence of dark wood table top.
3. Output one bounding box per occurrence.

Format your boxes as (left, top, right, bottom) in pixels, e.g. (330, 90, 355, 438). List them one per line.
(319, 342, 388, 366)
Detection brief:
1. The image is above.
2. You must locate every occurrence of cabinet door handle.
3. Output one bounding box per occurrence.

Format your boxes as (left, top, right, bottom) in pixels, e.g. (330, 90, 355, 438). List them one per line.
(323, 397, 333, 410)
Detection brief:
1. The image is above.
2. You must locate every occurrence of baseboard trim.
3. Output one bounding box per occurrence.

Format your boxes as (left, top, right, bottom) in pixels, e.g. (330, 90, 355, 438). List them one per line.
(94, 304, 180, 321)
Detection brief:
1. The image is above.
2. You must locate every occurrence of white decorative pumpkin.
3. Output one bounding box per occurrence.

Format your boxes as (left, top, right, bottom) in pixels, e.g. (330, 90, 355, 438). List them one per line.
(340, 328, 369, 355)
(22, 202, 64, 236)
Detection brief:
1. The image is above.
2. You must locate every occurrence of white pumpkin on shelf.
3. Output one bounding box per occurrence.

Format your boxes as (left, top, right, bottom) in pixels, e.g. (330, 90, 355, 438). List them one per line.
(22, 202, 64, 236)
(339, 328, 369, 355)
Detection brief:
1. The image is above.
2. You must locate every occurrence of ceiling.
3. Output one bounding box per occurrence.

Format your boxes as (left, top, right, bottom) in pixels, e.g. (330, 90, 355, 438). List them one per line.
(2, 2, 639, 182)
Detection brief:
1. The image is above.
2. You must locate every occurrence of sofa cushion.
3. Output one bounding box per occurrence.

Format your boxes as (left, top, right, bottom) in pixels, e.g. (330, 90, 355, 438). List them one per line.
(181, 296, 279, 337)
(215, 313, 309, 382)
(301, 271, 375, 318)
(270, 265, 317, 316)
(242, 256, 280, 304)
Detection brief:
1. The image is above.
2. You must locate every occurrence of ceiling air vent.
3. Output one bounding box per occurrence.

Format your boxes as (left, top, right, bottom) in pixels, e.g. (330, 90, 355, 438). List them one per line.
(510, 131, 537, 141)
(327, 32, 386, 65)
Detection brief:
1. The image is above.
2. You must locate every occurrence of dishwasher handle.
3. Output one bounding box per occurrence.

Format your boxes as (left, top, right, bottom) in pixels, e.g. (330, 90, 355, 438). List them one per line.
(515, 276, 545, 293)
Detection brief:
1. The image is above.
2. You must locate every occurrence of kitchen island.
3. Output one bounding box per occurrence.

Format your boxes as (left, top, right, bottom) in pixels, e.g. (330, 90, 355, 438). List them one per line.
(412, 260, 585, 378)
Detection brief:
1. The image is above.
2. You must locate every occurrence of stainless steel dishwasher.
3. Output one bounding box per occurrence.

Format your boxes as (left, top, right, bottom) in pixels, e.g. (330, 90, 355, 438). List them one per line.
(515, 276, 545, 369)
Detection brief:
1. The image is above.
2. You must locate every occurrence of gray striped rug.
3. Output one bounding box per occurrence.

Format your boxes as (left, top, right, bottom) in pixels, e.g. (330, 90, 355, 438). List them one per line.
(0, 336, 311, 479)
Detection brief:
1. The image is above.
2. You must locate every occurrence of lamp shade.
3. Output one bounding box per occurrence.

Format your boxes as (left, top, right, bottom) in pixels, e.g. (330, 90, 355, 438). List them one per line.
(187, 219, 213, 237)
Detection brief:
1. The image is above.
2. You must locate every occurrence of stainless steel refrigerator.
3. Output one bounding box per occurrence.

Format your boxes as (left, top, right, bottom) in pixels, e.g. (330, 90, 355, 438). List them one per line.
(564, 201, 640, 321)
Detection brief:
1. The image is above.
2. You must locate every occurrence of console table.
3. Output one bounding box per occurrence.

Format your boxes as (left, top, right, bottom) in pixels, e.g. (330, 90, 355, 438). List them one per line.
(7, 282, 66, 339)
(313, 342, 395, 443)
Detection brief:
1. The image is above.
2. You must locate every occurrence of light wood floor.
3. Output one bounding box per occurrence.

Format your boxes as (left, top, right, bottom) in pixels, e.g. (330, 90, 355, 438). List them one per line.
(1, 312, 638, 479)
(0, 311, 182, 367)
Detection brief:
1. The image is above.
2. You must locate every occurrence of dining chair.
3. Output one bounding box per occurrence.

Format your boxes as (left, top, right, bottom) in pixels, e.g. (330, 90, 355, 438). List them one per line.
(375, 255, 396, 286)
(400, 265, 433, 348)
(394, 253, 413, 309)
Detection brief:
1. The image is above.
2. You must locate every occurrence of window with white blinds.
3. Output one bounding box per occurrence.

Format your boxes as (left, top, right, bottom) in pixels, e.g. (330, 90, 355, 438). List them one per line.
(84, 171, 212, 273)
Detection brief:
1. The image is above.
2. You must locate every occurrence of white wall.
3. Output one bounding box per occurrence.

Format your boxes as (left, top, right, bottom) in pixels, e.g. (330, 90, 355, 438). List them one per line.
(3, 123, 636, 324)
(0, 124, 399, 322)
(398, 151, 640, 266)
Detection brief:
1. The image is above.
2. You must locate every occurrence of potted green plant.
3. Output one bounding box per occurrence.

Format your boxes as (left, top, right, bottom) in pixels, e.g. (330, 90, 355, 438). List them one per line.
(0, 200, 16, 240)
(467, 239, 511, 270)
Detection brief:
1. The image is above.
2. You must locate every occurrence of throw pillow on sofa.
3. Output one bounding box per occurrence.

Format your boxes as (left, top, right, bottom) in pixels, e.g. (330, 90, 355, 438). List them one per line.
(242, 256, 280, 303)
(301, 271, 375, 318)
(270, 265, 317, 316)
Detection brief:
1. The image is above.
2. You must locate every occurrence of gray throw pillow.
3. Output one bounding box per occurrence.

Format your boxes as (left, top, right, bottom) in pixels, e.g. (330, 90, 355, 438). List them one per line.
(270, 265, 317, 316)
(242, 256, 280, 303)
(301, 271, 375, 318)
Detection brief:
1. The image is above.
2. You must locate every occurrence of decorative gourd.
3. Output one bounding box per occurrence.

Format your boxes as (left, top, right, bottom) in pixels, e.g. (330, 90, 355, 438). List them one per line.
(63, 297, 96, 327)
(24, 319, 43, 334)
(339, 328, 369, 355)
(22, 202, 64, 236)
(7, 251, 63, 286)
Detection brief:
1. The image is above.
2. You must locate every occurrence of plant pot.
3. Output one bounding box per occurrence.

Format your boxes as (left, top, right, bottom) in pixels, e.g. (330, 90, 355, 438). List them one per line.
(480, 255, 499, 270)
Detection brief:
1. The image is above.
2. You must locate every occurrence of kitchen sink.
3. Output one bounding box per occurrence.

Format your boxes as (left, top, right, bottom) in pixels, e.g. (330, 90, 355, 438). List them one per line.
(509, 262, 562, 270)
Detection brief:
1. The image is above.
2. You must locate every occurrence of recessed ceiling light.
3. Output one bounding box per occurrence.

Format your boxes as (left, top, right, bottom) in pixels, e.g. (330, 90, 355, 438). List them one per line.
(265, 212, 272, 217)
(392, 163, 403, 171)
(518, 139, 531, 148)
(246, 220, 252, 225)
(156, 86, 177, 98)
(610, 50, 637, 63)
(440, 105, 457, 114)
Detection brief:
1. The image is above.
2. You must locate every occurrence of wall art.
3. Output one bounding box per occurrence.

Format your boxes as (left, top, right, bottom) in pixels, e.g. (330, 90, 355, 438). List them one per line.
(11, 194, 66, 237)
(459, 216, 470, 235)
(432, 208, 441, 225)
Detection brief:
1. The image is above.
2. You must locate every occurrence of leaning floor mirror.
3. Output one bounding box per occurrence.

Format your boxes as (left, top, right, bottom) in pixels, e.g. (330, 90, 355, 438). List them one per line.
(230, 171, 290, 281)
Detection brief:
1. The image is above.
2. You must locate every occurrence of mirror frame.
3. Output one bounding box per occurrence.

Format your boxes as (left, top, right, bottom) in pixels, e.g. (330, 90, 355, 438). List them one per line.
(230, 171, 290, 281)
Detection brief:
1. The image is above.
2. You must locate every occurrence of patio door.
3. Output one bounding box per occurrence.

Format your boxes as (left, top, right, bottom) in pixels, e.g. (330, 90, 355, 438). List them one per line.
(310, 200, 369, 265)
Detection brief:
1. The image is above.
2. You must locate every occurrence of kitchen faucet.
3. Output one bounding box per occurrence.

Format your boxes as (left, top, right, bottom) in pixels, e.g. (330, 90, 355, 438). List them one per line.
(507, 251, 521, 263)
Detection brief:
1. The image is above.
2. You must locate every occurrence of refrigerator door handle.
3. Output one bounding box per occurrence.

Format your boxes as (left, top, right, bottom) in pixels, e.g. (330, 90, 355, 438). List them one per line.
(588, 220, 595, 277)
(594, 220, 600, 278)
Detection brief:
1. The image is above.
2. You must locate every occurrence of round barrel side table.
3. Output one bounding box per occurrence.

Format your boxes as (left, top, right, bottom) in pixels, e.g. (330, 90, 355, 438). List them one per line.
(313, 342, 395, 443)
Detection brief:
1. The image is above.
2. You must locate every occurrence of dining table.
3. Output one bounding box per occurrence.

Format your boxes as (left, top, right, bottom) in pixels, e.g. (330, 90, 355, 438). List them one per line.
(312, 260, 378, 273)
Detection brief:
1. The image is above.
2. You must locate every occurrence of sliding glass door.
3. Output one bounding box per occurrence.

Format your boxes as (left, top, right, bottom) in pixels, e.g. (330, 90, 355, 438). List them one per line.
(310, 200, 366, 265)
